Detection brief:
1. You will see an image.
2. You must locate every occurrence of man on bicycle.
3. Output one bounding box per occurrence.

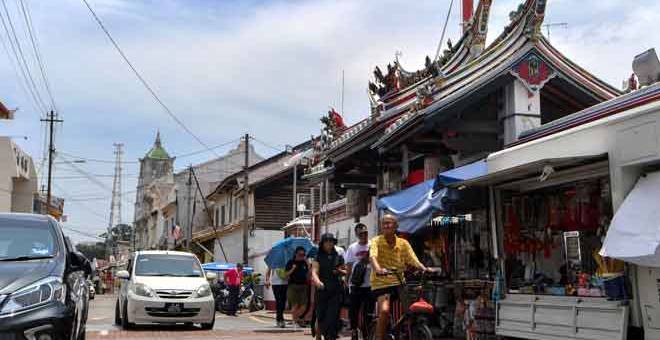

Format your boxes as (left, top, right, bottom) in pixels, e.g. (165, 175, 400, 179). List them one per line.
(370, 214, 432, 340)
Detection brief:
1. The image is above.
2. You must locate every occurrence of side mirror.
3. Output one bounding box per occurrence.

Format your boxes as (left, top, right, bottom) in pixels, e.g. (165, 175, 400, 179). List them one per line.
(116, 270, 130, 280)
(69, 251, 92, 277)
(206, 272, 217, 280)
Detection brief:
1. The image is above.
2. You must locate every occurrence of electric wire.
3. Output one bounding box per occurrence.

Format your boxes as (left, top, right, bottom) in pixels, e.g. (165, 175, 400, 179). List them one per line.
(434, 0, 455, 62)
(81, 0, 218, 157)
(250, 136, 287, 153)
(17, 0, 57, 110)
(0, 0, 46, 113)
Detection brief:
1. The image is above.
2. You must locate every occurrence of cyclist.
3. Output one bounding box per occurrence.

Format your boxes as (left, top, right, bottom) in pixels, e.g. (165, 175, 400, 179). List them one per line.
(370, 213, 432, 340)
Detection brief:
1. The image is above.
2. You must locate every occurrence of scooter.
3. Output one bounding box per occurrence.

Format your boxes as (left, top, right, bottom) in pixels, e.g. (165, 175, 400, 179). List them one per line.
(239, 281, 265, 312)
(211, 281, 231, 312)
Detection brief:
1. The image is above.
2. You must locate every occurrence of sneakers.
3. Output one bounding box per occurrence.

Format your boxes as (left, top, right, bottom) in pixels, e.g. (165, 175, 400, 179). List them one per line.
(276, 320, 286, 328)
(351, 329, 359, 340)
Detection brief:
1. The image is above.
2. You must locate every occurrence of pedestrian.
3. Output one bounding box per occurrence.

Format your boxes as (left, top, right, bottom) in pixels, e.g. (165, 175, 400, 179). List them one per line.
(224, 263, 244, 316)
(311, 233, 346, 340)
(286, 247, 310, 326)
(265, 265, 288, 328)
(344, 223, 373, 340)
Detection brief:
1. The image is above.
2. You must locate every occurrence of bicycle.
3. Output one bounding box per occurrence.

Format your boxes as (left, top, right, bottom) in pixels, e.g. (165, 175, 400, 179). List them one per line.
(366, 269, 435, 340)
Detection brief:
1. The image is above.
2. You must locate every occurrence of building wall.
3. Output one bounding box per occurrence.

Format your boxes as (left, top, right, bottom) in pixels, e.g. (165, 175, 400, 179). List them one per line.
(175, 141, 262, 241)
(254, 169, 312, 231)
(0, 137, 38, 213)
(325, 197, 379, 250)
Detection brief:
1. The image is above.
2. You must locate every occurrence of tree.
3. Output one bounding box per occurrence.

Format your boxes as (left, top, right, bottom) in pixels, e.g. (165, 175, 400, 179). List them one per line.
(76, 242, 106, 260)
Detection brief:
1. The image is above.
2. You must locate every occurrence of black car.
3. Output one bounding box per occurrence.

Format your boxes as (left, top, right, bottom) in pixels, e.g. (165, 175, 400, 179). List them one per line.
(0, 213, 92, 340)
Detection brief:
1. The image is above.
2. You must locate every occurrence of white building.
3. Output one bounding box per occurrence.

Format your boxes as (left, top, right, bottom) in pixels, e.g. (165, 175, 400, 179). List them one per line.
(0, 136, 38, 213)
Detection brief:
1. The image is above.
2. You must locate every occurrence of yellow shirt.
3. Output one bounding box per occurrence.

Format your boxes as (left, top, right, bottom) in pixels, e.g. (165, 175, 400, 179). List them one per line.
(369, 235, 423, 290)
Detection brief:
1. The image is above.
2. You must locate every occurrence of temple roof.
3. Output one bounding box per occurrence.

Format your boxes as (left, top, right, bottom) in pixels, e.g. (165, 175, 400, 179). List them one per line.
(308, 0, 622, 168)
(146, 131, 171, 160)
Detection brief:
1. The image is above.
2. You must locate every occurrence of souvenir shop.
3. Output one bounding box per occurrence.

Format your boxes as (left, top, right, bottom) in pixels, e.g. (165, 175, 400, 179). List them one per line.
(456, 157, 630, 340)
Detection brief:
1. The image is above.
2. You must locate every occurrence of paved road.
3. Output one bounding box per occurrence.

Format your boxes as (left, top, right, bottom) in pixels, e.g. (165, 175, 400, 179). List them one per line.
(86, 294, 313, 339)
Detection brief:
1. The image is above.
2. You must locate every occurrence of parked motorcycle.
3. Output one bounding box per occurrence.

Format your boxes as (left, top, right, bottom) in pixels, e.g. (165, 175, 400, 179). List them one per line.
(239, 281, 265, 312)
(212, 280, 264, 313)
(211, 281, 231, 312)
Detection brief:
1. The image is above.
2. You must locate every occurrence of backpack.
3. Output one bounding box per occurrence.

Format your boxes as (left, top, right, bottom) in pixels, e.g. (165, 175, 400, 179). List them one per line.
(350, 256, 369, 287)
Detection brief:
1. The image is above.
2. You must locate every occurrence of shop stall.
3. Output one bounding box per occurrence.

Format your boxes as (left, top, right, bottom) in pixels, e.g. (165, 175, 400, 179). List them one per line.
(378, 172, 497, 339)
(455, 157, 630, 340)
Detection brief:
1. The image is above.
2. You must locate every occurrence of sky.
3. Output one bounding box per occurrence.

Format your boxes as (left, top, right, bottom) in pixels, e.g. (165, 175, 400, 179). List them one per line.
(0, 0, 658, 243)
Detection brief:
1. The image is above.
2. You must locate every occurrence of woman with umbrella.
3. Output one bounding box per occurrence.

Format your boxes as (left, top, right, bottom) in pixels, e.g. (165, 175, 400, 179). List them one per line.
(311, 233, 346, 340)
(285, 246, 310, 327)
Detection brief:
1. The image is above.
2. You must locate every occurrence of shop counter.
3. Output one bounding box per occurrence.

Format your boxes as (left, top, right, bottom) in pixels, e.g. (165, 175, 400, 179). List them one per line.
(496, 294, 628, 340)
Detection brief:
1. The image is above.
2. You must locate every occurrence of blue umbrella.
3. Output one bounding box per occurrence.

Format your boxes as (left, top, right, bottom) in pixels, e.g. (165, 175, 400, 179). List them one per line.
(264, 237, 315, 269)
(202, 262, 254, 274)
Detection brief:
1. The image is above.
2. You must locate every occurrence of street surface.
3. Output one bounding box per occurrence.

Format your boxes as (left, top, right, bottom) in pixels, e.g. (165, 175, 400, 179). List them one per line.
(86, 294, 315, 339)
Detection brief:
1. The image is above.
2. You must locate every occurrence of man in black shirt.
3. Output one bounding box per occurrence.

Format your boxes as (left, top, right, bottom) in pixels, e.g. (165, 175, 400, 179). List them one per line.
(285, 246, 310, 326)
(311, 233, 346, 340)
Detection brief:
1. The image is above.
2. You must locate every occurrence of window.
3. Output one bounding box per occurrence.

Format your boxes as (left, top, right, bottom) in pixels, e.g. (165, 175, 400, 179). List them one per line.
(220, 205, 225, 226)
(229, 197, 233, 222)
(297, 193, 311, 216)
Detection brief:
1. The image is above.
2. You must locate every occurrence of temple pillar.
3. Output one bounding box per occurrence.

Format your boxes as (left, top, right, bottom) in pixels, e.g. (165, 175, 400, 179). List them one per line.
(499, 78, 541, 145)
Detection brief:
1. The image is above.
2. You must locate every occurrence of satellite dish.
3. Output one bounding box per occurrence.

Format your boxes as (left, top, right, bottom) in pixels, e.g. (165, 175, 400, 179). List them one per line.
(633, 48, 660, 86)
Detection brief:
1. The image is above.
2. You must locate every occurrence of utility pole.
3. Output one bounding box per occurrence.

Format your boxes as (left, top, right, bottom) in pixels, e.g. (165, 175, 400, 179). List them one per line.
(107, 143, 123, 260)
(186, 166, 193, 250)
(242, 134, 250, 264)
(40, 111, 62, 216)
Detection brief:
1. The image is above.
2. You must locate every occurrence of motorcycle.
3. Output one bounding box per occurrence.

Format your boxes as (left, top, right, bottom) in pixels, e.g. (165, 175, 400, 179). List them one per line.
(239, 281, 265, 312)
(211, 281, 231, 312)
(212, 280, 265, 313)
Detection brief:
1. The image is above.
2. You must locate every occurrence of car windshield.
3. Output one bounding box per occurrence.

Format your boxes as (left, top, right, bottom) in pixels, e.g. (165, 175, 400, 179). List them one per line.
(0, 222, 58, 260)
(134, 254, 203, 277)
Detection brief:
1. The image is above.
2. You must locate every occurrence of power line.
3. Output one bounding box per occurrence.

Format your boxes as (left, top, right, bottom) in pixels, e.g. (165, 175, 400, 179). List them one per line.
(61, 225, 106, 241)
(52, 182, 108, 223)
(17, 0, 57, 110)
(0, 12, 40, 114)
(174, 138, 242, 159)
(0, 0, 47, 112)
(250, 136, 286, 153)
(55, 152, 111, 191)
(81, 0, 218, 157)
(56, 150, 139, 164)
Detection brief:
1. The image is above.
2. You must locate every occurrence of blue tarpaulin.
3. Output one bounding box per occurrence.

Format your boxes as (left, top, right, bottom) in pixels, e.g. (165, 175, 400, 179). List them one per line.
(437, 159, 488, 185)
(376, 160, 487, 234)
(377, 180, 456, 234)
(202, 262, 254, 274)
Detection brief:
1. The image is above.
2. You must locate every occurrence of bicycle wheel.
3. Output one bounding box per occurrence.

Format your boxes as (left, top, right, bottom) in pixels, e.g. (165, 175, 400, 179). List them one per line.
(411, 323, 433, 340)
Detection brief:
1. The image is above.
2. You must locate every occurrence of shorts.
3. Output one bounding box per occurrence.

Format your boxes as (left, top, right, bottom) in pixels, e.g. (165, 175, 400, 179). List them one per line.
(371, 285, 400, 301)
(287, 283, 309, 306)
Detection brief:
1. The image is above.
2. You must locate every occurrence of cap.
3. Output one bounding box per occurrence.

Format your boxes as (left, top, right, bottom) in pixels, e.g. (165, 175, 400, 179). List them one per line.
(320, 233, 338, 245)
(355, 223, 368, 234)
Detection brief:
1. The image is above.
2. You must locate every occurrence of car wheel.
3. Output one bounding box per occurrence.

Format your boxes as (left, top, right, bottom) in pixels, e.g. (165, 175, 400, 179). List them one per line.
(121, 300, 134, 330)
(114, 300, 121, 325)
(200, 313, 215, 330)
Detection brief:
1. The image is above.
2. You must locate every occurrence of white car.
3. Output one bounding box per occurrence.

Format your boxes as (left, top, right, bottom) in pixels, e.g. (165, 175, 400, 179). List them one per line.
(114, 251, 217, 329)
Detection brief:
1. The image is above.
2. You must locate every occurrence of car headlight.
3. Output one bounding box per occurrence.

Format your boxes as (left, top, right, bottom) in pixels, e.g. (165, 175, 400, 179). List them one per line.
(192, 283, 211, 298)
(0, 277, 65, 315)
(131, 283, 155, 298)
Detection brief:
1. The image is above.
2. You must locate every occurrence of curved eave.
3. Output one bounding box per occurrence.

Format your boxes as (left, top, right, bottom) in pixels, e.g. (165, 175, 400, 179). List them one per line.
(538, 37, 621, 98)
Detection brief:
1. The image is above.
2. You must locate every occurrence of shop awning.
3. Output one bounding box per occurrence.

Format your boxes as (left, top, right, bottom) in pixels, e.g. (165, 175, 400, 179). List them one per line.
(437, 159, 488, 185)
(449, 154, 608, 190)
(600, 171, 660, 267)
(377, 179, 457, 234)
